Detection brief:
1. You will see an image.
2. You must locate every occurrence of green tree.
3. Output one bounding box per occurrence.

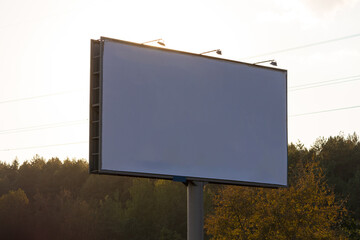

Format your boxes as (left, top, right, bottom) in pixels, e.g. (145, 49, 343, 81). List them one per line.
(16, 155, 46, 199)
(98, 191, 127, 240)
(313, 134, 360, 216)
(53, 159, 89, 197)
(0, 189, 30, 239)
(56, 190, 98, 240)
(97, 178, 187, 240)
(124, 178, 158, 240)
(80, 174, 132, 204)
(154, 180, 186, 240)
(29, 189, 99, 240)
(0, 160, 19, 196)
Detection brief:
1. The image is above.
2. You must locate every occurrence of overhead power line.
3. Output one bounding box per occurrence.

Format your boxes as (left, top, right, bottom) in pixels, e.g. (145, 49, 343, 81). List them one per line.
(289, 76, 360, 91)
(290, 105, 360, 117)
(290, 74, 360, 88)
(242, 32, 360, 60)
(0, 89, 86, 105)
(0, 141, 88, 152)
(0, 119, 88, 135)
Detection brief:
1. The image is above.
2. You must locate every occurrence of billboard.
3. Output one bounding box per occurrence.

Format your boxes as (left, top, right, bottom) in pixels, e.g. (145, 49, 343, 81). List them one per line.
(90, 37, 288, 187)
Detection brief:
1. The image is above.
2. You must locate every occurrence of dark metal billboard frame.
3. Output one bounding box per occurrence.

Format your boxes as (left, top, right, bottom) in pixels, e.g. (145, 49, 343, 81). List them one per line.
(89, 37, 288, 189)
(89, 39, 102, 173)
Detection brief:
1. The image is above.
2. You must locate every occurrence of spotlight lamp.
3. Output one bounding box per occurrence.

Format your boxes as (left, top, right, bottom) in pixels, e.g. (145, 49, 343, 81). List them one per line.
(200, 49, 222, 55)
(142, 38, 165, 46)
(253, 59, 277, 66)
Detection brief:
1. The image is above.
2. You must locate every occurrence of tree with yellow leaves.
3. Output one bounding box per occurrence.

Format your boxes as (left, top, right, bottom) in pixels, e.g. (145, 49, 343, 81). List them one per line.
(205, 145, 347, 239)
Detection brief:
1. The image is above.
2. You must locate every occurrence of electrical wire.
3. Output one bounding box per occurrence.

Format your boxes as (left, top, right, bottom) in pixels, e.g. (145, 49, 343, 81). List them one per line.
(0, 119, 88, 135)
(0, 89, 86, 105)
(290, 105, 360, 117)
(289, 76, 360, 91)
(0, 141, 88, 152)
(290, 74, 360, 88)
(241, 32, 360, 60)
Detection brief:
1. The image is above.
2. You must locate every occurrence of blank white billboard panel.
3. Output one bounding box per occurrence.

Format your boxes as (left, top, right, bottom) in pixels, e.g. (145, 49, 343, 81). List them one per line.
(91, 37, 287, 187)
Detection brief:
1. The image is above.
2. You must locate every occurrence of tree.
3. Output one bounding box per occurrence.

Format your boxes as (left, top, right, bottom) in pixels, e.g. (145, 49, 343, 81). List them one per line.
(97, 178, 187, 240)
(0, 160, 19, 196)
(312, 133, 360, 239)
(0, 189, 30, 239)
(154, 180, 186, 240)
(16, 155, 46, 200)
(205, 152, 347, 239)
(313, 134, 360, 217)
(80, 174, 132, 204)
(98, 191, 127, 240)
(56, 190, 98, 240)
(29, 189, 99, 240)
(54, 159, 89, 197)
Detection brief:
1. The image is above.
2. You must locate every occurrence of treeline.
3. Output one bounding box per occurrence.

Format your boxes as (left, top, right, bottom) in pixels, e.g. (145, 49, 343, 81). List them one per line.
(0, 133, 359, 239)
(0, 158, 188, 240)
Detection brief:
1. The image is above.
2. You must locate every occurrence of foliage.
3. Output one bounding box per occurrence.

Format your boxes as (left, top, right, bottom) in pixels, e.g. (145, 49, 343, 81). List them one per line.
(313, 133, 360, 218)
(0, 133, 358, 239)
(205, 148, 347, 239)
(97, 179, 187, 240)
(0, 189, 30, 239)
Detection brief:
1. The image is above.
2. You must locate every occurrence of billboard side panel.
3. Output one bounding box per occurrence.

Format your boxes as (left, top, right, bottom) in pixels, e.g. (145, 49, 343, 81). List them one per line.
(89, 39, 102, 173)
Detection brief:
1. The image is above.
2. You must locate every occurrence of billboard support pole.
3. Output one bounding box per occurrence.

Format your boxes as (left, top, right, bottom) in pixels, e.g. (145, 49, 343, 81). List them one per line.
(187, 181, 205, 240)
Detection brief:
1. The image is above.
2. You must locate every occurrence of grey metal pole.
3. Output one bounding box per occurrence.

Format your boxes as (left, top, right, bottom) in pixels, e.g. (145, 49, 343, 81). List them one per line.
(187, 181, 204, 240)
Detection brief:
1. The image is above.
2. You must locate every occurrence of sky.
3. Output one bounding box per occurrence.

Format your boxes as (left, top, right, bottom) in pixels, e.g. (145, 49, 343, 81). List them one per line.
(0, 0, 359, 164)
